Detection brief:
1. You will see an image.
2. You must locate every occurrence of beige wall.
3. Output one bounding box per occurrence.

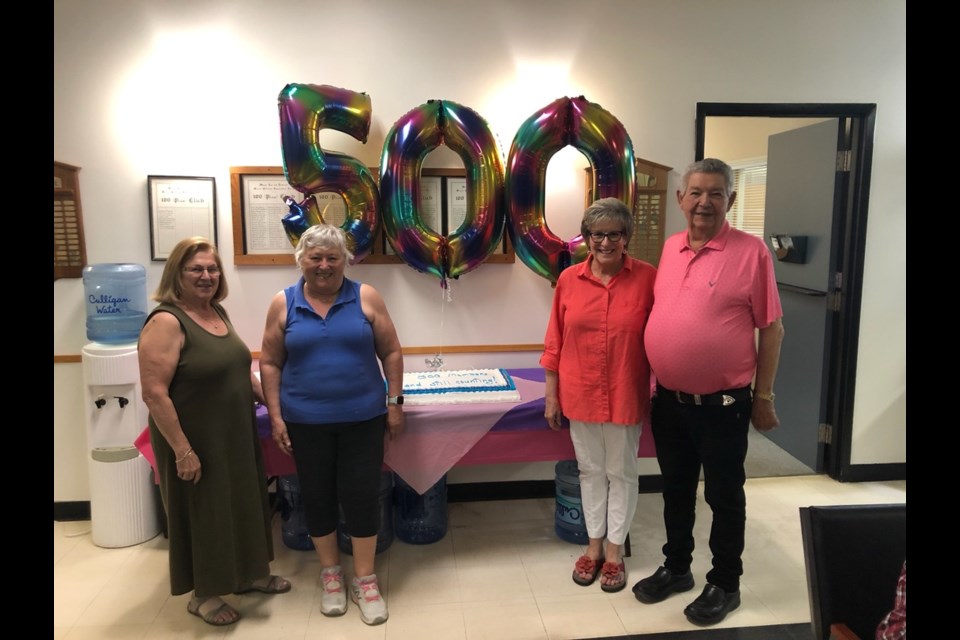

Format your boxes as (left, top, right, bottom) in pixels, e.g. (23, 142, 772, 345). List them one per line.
(54, 0, 906, 501)
(704, 117, 831, 163)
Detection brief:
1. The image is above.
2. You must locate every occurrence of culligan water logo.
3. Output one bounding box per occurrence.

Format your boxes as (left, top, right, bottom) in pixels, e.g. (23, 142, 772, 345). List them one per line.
(89, 293, 132, 315)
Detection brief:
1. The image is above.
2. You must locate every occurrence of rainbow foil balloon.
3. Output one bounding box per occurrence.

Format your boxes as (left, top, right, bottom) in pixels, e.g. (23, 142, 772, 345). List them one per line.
(505, 96, 635, 284)
(278, 83, 380, 263)
(379, 100, 505, 285)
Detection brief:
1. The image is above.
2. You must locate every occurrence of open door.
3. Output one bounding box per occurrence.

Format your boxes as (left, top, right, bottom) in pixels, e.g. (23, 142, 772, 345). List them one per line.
(763, 119, 845, 472)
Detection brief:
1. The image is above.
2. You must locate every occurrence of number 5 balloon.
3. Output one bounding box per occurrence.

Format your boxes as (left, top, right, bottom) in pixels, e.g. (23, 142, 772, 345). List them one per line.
(278, 83, 380, 262)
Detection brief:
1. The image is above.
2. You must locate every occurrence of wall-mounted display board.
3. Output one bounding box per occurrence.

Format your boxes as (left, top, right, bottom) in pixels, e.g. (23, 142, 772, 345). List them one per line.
(230, 166, 513, 266)
(54, 161, 88, 279)
(584, 156, 672, 267)
(147, 175, 217, 261)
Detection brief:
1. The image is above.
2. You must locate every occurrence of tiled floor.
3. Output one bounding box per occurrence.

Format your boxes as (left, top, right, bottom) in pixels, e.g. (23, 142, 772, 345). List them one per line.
(53, 475, 906, 639)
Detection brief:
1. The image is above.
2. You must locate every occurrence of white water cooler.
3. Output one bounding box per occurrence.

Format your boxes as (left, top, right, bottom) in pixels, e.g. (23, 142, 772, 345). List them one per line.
(82, 342, 160, 547)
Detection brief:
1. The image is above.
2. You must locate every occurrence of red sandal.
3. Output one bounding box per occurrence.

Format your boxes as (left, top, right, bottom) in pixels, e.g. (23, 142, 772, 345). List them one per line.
(600, 560, 627, 593)
(572, 555, 605, 586)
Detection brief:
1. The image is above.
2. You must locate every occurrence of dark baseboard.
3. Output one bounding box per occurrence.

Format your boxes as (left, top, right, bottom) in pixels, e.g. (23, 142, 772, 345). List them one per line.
(447, 474, 664, 503)
(53, 501, 90, 522)
(54, 476, 670, 520)
(638, 474, 664, 493)
(448, 480, 554, 502)
(837, 462, 906, 482)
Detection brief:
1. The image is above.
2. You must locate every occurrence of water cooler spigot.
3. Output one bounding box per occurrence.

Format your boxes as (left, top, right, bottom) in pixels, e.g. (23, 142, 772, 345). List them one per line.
(116, 396, 129, 408)
(94, 396, 106, 409)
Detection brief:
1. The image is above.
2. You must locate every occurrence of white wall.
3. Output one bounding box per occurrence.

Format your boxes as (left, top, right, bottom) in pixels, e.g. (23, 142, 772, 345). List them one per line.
(54, 0, 906, 501)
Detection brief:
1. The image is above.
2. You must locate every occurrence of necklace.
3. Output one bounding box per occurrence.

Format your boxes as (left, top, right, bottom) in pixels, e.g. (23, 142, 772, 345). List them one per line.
(178, 304, 222, 330)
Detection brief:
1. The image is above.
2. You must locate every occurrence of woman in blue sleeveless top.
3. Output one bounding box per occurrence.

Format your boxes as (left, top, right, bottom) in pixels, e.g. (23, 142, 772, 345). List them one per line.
(260, 224, 404, 626)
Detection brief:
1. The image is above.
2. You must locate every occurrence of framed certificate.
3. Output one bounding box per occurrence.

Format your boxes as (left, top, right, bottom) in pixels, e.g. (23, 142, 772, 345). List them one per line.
(147, 175, 217, 261)
(230, 166, 387, 265)
(228, 166, 513, 265)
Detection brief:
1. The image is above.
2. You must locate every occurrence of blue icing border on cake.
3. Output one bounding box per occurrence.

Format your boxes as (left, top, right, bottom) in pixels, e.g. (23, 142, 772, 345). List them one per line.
(403, 368, 517, 395)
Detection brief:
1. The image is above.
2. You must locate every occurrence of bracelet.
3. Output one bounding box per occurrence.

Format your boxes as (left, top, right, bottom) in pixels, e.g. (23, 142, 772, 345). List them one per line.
(754, 390, 776, 402)
(175, 448, 194, 464)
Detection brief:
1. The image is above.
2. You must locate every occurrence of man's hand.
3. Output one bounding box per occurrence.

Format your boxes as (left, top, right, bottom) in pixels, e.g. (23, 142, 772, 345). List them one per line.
(751, 398, 779, 432)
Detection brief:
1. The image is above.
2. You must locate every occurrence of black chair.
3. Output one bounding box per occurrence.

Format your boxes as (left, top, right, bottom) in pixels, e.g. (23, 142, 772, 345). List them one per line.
(799, 504, 906, 640)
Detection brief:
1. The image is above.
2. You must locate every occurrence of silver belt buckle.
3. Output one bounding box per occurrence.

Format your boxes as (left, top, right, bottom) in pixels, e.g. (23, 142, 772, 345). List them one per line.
(692, 393, 702, 406)
(722, 394, 735, 407)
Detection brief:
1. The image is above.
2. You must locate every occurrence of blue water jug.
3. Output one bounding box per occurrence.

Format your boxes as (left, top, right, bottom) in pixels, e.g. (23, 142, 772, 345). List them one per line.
(394, 474, 448, 544)
(554, 460, 588, 544)
(278, 475, 314, 551)
(82, 263, 147, 344)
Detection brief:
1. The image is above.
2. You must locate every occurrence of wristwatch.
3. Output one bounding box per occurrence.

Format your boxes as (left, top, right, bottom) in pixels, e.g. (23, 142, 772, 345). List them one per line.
(387, 395, 404, 406)
(754, 390, 776, 402)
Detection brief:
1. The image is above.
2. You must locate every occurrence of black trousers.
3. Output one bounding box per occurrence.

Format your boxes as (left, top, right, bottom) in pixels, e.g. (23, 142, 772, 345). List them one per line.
(651, 391, 751, 593)
(287, 415, 385, 538)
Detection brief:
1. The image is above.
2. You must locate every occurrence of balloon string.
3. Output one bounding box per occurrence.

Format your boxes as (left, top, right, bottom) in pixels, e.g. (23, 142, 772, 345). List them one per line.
(424, 281, 449, 370)
(438, 280, 447, 357)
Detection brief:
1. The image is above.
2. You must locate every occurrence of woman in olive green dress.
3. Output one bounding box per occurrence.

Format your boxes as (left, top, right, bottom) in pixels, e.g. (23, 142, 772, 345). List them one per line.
(139, 237, 290, 626)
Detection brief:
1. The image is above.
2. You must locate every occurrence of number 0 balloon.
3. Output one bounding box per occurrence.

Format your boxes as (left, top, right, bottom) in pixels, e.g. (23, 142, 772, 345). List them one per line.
(380, 100, 505, 285)
(505, 96, 636, 283)
(277, 83, 380, 262)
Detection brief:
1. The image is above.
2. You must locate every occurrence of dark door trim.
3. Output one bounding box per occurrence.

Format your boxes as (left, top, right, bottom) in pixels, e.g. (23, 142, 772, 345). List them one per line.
(695, 102, 886, 481)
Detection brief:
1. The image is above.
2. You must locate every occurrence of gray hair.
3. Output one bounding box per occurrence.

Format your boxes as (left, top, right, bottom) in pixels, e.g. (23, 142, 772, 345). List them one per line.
(680, 158, 734, 196)
(580, 197, 633, 242)
(294, 224, 354, 265)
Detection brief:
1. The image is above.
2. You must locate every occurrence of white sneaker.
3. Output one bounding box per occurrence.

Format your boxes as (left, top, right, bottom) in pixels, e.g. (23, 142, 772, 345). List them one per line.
(350, 574, 388, 625)
(319, 566, 347, 616)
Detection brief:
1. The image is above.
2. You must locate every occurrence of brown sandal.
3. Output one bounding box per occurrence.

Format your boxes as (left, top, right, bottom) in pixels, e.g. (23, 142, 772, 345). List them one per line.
(234, 574, 292, 595)
(187, 596, 240, 626)
(572, 555, 605, 586)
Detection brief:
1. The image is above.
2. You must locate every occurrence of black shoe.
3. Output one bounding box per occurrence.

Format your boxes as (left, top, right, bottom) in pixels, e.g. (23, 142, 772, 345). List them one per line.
(683, 584, 741, 626)
(632, 566, 695, 604)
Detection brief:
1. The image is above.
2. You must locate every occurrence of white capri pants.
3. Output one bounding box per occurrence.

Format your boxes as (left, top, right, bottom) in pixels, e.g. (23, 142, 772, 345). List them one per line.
(568, 420, 641, 546)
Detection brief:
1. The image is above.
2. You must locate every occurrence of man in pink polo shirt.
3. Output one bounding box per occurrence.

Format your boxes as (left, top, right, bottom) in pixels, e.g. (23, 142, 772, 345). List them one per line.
(632, 158, 784, 626)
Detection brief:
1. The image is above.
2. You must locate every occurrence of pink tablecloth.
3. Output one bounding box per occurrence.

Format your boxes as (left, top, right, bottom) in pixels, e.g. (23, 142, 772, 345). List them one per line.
(382, 375, 550, 494)
(135, 368, 656, 495)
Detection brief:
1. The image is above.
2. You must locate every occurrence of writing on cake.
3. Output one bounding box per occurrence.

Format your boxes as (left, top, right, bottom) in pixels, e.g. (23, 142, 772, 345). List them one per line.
(402, 368, 522, 405)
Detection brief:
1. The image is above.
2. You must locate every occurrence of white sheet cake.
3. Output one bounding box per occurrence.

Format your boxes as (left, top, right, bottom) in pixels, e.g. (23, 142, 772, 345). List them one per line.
(402, 368, 522, 406)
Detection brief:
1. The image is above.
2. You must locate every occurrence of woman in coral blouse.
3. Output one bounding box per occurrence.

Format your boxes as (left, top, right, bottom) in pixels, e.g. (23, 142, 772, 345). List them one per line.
(541, 198, 656, 593)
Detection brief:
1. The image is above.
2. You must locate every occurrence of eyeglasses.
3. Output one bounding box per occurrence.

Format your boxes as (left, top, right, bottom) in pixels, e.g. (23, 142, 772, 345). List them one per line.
(182, 266, 220, 276)
(588, 231, 625, 243)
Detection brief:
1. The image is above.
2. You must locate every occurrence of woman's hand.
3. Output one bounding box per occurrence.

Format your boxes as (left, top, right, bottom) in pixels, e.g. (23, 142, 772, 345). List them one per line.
(272, 419, 293, 456)
(544, 395, 564, 431)
(386, 404, 405, 440)
(175, 448, 202, 484)
(543, 369, 563, 431)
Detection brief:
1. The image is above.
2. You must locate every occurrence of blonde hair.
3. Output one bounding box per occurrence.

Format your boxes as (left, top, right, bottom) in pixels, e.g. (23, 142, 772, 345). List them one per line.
(294, 224, 353, 266)
(153, 237, 228, 304)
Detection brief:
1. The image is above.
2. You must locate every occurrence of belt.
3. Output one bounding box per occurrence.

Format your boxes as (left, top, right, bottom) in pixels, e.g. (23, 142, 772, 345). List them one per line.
(657, 384, 752, 407)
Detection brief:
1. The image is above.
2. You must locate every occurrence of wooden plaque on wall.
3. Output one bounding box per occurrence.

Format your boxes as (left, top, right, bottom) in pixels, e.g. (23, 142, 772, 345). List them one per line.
(229, 166, 513, 266)
(584, 156, 672, 267)
(54, 161, 88, 279)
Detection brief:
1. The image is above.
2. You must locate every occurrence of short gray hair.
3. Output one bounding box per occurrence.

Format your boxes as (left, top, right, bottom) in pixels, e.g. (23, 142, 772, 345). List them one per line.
(580, 197, 633, 242)
(680, 158, 734, 196)
(294, 224, 354, 265)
